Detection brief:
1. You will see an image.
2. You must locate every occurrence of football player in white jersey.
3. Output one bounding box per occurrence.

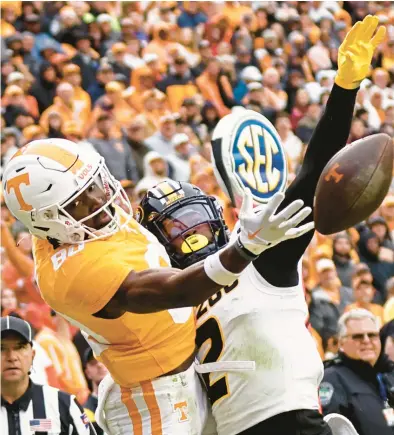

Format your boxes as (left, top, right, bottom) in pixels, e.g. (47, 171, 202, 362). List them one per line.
(138, 16, 385, 435)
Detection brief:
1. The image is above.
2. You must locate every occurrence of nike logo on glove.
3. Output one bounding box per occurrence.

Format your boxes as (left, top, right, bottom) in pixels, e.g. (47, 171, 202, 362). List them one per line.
(247, 227, 266, 240)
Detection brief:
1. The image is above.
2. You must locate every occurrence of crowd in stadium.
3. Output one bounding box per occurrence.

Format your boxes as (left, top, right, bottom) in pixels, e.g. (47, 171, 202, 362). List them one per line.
(1, 1, 394, 434)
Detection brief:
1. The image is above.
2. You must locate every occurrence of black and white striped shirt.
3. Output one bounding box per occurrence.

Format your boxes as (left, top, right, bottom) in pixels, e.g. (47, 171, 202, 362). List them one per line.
(1, 381, 96, 435)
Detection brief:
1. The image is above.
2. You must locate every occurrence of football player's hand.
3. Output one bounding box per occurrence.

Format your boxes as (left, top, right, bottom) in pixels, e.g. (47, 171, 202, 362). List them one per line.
(237, 190, 315, 256)
(335, 15, 386, 90)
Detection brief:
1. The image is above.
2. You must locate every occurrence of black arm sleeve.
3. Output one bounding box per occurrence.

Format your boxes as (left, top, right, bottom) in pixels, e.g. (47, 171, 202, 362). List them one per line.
(252, 84, 358, 287)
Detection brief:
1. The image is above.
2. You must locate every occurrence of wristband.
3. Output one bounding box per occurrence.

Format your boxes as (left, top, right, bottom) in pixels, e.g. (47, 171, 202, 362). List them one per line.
(204, 251, 242, 286)
(234, 237, 260, 261)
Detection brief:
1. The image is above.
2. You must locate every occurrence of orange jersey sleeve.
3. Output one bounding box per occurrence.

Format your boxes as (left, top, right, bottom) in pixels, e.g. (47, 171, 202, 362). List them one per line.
(33, 219, 196, 386)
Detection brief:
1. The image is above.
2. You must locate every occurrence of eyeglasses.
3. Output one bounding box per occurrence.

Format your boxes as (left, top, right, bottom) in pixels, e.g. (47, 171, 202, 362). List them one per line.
(346, 332, 380, 342)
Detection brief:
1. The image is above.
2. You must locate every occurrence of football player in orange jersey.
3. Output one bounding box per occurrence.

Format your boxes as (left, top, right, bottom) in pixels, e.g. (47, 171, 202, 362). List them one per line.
(2, 138, 314, 434)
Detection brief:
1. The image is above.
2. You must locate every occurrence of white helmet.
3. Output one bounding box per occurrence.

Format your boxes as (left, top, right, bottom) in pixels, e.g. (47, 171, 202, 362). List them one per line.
(2, 138, 132, 245)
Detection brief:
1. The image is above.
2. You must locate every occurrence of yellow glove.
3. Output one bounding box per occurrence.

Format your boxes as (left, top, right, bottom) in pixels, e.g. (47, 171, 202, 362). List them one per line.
(335, 15, 386, 90)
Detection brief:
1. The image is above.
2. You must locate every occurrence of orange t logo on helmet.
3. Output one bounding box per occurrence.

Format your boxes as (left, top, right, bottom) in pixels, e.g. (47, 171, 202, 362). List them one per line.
(7, 142, 85, 211)
(6, 172, 32, 211)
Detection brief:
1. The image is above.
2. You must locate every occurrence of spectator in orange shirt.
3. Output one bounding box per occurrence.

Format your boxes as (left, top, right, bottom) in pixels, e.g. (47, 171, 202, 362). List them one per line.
(0, 213, 43, 307)
(384, 278, 394, 323)
(40, 82, 89, 132)
(126, 66, 159, 113)
(62, 63, 92, 117)
(196, 57, 231, 117)
(346, 279, 385, 327)
(2, 85, 39, 126)
(35, 310, 89, 404)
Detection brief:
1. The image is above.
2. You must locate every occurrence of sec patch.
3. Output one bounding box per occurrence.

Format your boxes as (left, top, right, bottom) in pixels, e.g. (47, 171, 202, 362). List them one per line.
(319, 382, 334, 406)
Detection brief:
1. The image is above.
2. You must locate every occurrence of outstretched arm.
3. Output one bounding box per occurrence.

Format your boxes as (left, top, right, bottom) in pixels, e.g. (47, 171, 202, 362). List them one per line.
(94, 191, 313, 317)
(253, 15, 386, 287)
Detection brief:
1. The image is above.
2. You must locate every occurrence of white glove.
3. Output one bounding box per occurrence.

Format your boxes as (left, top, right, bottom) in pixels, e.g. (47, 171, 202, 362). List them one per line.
(237, 189, 315, 256)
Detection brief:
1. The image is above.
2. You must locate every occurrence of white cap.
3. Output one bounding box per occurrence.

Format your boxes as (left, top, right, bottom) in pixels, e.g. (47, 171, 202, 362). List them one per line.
(143, 53, 159, 64)
(304, 82, 322, 104)
(218, 54, 235, 64)
(316, 258, 336, 273)
(6, 71, 25, 84)
(57, 82, 74, 92)
(247, 82, 263, 91)
(97, 14, 112, 24)
(241, 66, 263, 82)
(263, 29, 277, 40)
(172, 133, 189, 147)
(316, 69, 336, 83)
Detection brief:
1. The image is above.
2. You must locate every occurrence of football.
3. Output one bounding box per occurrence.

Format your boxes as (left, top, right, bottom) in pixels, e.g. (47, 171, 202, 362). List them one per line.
(314, 133, 393, 235)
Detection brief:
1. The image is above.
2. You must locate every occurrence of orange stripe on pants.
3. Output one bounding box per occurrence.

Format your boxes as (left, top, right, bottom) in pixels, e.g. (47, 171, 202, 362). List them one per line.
(141, 380, 163, 435)
(121, 386, 143, 435)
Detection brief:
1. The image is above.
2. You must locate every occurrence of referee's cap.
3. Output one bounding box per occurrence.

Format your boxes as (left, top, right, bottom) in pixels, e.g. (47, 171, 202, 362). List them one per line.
(1, 316, 33, 344)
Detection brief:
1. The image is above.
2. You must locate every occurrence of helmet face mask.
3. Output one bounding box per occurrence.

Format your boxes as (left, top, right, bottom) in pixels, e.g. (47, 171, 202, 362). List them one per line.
(138, 181, 229, 269)
(3, 138, 132, 246)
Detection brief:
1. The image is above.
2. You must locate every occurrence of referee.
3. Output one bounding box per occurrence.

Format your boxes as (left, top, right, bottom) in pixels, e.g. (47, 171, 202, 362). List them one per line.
(1, 316, 96, 435)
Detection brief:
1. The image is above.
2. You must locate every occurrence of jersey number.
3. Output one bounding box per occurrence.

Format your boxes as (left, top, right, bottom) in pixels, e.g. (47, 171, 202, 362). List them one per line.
(51, 243, 85, 271)
(196, 317, 229, 406)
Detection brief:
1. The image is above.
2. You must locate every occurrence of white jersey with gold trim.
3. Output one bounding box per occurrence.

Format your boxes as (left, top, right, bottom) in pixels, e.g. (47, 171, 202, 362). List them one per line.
(195, 261, 323, 435)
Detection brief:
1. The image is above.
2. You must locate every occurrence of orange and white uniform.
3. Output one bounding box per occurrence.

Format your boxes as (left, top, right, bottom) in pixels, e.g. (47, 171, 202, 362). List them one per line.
(33, 219, 208, 435)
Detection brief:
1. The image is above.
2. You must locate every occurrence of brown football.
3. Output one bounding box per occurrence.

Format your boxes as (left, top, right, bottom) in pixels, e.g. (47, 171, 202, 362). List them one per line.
(314, 133, 393, 235)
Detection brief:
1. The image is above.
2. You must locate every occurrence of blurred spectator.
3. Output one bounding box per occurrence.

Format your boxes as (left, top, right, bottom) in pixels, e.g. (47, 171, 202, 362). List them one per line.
(275, 112, 304, 165)
(309, 258, 353, 344)
(384, 278, 394, 324)
(101, 80, 136, 128)
(40, 82, 89, 133)
(35, 310, 89, 404)
(29, 62, 57, 113)
(296, 103, 322, 144)
(177, 2, 207, 29)
(157, 55, 198, 112)
(87, 63, 115, 104)
(198, 101, 218, 137)
(45, 112, 65, 139)
(320, 309, 394, 435)
(357, 230, 394, 303)
(179, 97, 204, 139)
(108, 42, 132, 81)
(367, 216, 394, 252)
(191, 39, 211, 78)
(62, 63, 92, 118)
(167, 133, 195, 181)
(122, 116, 152, 179)
(345, 279, 385, 327)
(380, 320, 394, 363)
(290, 88, 310, 130)
(134, 151, 172, 198)
(125, 66, 158, 112)
(88, 113, 138, 183)
(145, 113, 177, 156)
(196, 57, 231, 117)
(3, 84, 38, 126)
(332, 234, 357, 288)
(1, 129, 19, 174)
(70, 32, 99, 90)
(82, 348, 108, 435)
(348, 117, 368, 143)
